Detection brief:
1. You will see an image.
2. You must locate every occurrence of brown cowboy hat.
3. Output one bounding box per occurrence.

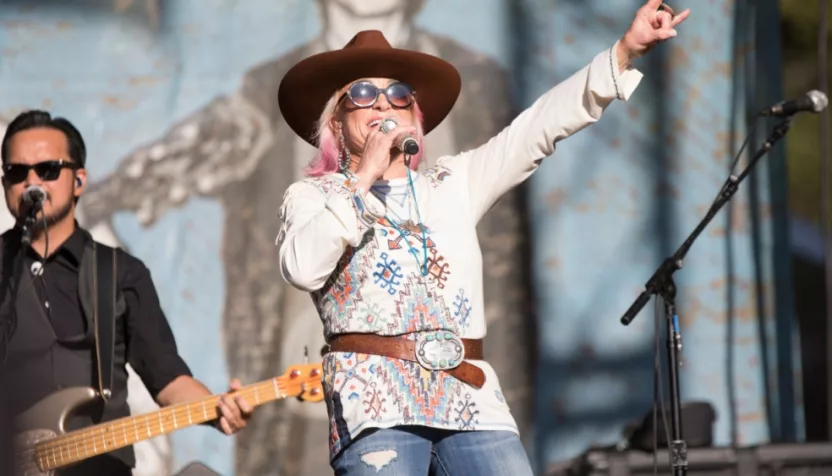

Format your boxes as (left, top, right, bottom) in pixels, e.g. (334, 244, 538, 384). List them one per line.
(278, 30, 461, 146)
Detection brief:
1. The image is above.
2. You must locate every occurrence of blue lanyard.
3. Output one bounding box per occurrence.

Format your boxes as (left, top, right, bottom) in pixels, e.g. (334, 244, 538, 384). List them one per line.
(344, 169, 429, 277)
(385, 169, 428, 277)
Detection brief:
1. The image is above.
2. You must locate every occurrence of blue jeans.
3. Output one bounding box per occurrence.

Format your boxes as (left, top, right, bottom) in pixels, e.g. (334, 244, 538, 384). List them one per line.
(331, 426, 534, 475)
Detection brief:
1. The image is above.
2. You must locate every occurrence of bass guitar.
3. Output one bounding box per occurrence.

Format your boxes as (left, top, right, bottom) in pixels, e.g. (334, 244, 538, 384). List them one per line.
(13, 363, 323, 476)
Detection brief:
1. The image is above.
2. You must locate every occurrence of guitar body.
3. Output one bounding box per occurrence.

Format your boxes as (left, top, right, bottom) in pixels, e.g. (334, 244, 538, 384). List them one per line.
(14, 387, 99, 476)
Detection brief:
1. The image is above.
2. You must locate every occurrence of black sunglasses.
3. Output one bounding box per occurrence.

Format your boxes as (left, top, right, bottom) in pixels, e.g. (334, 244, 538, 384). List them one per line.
(339, 81, 415, 109)
(2, 160, 80, 184)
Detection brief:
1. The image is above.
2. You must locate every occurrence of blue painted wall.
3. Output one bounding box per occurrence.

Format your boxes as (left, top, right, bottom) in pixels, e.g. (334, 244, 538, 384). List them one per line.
(524, 0, 800, 470)
(0, 1, 797, 475)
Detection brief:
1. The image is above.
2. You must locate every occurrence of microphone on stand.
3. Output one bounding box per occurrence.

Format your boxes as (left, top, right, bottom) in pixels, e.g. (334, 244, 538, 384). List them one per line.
(22, 185, 47, 209)
(758, 90, 828, 117)
(20, 185, 46, 246)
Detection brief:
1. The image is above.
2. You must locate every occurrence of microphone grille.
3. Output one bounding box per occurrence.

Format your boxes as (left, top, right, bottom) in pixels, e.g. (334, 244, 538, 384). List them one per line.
(23, 185, 47, 204)
(807, 90, 828, 113)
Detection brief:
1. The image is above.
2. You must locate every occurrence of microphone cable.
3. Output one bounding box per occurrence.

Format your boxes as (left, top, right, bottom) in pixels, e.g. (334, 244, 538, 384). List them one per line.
(40, 205, 49, 270)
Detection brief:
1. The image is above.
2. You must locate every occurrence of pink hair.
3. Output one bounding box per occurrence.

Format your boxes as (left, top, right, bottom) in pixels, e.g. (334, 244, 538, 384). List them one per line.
(305, 96, 426, 177)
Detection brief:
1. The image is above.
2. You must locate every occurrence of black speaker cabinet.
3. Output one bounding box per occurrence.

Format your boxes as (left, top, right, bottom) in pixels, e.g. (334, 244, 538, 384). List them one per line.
(547, 442, 832, 476)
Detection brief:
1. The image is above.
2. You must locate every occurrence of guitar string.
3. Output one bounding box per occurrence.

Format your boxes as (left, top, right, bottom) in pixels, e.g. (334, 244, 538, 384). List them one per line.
(24, 379, 309, 454)
(26, 381, 289, 451)
(21, 378, 319, 467)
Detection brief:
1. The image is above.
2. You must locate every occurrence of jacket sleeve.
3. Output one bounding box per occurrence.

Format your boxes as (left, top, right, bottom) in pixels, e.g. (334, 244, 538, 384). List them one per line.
(440, 41, 643, 222)
(276, 180, 385, 292)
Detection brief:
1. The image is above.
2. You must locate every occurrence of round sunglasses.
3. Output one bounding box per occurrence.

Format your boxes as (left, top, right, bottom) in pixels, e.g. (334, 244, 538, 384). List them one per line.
(339, 81, 415, 109)
(2, 159, 79, 184)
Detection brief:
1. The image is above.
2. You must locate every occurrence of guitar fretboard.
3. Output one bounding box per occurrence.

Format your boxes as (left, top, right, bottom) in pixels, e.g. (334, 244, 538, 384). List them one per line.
(33, 370, 318, 471)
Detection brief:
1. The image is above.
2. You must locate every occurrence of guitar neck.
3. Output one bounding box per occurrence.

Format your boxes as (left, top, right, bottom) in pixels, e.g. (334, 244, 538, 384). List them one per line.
(35, 376, 299, 471)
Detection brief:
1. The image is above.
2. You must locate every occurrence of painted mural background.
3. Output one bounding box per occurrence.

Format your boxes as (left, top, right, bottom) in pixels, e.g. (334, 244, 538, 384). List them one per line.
(0, 1, 800, 475)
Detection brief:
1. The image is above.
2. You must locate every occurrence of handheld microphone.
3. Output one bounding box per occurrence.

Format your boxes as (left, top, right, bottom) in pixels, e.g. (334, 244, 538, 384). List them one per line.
(759, 90, 828, 117)
(380, 117, 420, 155)
(22, 185, 46, 208)
(397, 135, 419, 155)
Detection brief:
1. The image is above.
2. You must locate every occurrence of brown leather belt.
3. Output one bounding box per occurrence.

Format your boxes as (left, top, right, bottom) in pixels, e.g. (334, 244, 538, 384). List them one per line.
(325, 333, 486, 389)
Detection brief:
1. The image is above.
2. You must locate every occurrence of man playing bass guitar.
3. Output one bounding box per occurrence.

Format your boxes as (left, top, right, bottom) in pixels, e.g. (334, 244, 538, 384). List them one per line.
(0, 110, 253, 475)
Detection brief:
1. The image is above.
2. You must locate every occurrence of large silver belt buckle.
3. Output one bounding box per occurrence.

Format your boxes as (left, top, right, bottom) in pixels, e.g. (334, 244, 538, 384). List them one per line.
(415, 330, 465, 370)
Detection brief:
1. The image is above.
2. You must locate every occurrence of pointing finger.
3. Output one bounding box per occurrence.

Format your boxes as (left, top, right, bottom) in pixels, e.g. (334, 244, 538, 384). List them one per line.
(671, 8, 691, 27)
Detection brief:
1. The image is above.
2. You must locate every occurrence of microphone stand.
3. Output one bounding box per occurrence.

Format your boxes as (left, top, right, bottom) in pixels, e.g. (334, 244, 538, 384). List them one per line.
(619, 117, 793, 476)
(20, 202, 43, 246)
(1, 201, 42, 365)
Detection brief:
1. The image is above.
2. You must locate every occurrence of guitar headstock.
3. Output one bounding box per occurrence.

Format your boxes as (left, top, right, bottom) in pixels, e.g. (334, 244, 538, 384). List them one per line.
(282, 363, 324, 403)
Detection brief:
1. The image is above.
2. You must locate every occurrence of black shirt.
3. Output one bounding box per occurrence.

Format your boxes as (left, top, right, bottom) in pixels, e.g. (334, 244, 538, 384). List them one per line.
(5, 223, 192, 398)
(0, 223, 193, 475)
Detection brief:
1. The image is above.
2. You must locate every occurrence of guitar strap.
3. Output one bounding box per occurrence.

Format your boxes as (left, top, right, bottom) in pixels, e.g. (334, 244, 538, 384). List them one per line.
(91, 241, 117, 401)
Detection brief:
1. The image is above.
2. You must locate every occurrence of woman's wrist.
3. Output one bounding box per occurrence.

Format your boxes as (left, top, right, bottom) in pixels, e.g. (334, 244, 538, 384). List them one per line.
(353, 170, 380, 193)
(616, 37, 636, 72)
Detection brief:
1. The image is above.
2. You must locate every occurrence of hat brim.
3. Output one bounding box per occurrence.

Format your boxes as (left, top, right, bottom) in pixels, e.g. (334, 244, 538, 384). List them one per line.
(278, 47, 461, 146)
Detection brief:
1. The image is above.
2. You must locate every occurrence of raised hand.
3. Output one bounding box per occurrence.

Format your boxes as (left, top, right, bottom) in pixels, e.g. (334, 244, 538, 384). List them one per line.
(356, 123, 419, 182)
(619, 0, 691, 65)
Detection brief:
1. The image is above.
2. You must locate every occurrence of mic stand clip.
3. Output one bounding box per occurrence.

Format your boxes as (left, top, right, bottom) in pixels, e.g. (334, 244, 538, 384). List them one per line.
(618, 117, 792, 476)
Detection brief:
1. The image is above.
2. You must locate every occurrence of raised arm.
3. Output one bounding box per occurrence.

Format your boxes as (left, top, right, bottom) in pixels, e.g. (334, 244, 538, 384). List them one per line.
(81, 92, 273, 227)
(447, 42, 642, 222)
(276, 179, 385, 292)
(445, 0, 688, 222)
